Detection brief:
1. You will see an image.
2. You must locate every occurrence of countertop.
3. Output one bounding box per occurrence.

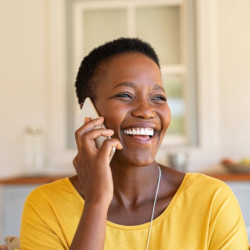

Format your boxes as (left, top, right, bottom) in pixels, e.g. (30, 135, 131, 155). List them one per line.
(1, 173, 250, 185)
(206, 173, 250, 181)
(0, 175, 68, 185)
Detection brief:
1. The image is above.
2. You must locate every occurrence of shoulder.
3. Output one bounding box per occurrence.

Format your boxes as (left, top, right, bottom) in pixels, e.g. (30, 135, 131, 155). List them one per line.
(27, 178, 69, 196)
(24, 178, 77, 208)
(186, 174, 250, 248)
(183, 173, 242, 214)
(20, 178, 79, 249)
(22, 177, 84, 229)
(184, 172, 232, 192)
(184, 173, 237, 201)
(160, 166, 231, 196)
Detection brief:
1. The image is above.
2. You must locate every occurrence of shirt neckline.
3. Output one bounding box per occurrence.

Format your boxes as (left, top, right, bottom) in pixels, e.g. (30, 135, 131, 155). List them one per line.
(65, 173, 191, 230)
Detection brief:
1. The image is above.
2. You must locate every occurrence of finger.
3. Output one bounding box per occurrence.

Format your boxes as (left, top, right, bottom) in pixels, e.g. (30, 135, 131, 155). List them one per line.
(72, 154, 78, 169)
(75, 117, 104, 153)
(76, 128, 115, 154)
(83, 116, 104, 131)
(76, 116, 104, 136)
(72, 154, 84, 174)
(84, 117, 91, 124)
(84, 128, 114, 141)
(81, 128, 115, 151)
(98, 138, 123, 160)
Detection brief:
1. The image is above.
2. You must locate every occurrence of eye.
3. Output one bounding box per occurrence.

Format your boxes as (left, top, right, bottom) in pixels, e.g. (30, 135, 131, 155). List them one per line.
(115, 93, 133, 99)
(152, 95, 167, 102)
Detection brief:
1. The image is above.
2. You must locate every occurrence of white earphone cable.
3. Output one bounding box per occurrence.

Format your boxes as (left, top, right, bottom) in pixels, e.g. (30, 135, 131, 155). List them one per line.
(145, 166, 161, 250)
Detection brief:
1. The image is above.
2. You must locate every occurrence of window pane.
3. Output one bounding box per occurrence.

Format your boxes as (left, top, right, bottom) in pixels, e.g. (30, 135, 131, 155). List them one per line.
(162, 75, 185, 135)
(136, 6, 181, 65)
(83, 8, 127, 55)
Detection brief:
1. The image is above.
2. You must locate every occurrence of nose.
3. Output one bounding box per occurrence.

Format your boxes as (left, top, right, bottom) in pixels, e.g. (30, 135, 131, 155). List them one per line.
(131, 99, 156, 119)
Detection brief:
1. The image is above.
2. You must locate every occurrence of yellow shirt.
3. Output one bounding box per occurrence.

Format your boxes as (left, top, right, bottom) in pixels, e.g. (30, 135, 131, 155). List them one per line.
(20, 173, 249, 250)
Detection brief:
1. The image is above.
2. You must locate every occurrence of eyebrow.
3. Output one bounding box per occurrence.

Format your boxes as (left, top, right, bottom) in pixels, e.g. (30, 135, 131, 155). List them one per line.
(113, 82, 165, 92)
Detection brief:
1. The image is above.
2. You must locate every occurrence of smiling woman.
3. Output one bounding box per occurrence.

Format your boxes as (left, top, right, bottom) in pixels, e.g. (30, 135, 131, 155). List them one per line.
(19, 38, 249, 250)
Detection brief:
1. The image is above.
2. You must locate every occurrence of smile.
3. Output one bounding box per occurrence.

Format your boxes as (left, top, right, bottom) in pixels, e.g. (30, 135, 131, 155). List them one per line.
(123, 128, 154, 137)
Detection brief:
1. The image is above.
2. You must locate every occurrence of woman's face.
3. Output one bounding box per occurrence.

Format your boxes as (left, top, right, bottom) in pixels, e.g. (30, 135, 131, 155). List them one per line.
(94, 52, 171, 166)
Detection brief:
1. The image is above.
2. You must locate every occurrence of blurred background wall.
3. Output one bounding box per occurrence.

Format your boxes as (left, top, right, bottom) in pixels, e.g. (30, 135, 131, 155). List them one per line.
(0, 0, 250, 177)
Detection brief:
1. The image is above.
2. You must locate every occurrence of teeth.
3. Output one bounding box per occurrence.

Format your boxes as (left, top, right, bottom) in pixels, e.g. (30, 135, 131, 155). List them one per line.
(124, 128, 154, 136)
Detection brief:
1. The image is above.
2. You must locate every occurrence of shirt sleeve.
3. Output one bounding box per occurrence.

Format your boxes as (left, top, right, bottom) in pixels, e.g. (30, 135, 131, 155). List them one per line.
(20, 189, 69, 250)
(207, 182, 249, 249)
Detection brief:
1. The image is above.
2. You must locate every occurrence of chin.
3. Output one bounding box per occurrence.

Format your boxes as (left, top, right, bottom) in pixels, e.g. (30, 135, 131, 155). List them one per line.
(114, 149, 157, 167)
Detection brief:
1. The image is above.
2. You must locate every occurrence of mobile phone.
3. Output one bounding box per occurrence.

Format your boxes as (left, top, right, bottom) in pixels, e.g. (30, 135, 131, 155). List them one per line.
(77, 97, 115, 161)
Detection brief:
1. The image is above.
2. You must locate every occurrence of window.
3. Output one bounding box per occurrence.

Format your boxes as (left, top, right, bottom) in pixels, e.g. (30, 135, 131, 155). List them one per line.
(65, 0, 198, 148)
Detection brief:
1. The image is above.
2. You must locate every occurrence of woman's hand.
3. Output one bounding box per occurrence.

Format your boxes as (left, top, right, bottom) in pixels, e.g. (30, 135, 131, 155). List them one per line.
(70, 117, 122, 250)
(73, 116, 122, 207)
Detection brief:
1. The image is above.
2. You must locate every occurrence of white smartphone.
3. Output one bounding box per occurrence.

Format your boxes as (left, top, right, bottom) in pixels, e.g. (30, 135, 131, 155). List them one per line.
(77, 97, 115, 161)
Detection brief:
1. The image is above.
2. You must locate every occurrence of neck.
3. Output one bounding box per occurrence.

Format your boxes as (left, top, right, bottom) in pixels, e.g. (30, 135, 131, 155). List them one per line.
(110, 160, 160, 206)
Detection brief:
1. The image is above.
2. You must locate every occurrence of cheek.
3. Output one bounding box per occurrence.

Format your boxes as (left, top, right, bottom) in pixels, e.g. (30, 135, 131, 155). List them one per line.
(161, 106, 171, 131)
(101, 105, 127, 132)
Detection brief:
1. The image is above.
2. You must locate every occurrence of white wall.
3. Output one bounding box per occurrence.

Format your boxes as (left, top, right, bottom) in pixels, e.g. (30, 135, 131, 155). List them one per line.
(217, 0, 250, 160)
(0, 0, 48, 178)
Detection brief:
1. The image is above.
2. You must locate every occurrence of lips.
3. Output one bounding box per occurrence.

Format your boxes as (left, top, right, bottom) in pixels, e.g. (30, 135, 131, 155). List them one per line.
(122, 127, 158, 143)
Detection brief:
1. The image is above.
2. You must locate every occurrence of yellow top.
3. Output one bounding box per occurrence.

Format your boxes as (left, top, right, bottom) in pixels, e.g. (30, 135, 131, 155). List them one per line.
(20, 173, 249, 250)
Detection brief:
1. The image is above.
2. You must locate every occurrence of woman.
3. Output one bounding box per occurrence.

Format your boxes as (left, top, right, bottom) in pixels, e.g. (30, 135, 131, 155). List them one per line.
(20, 38, 249, 249)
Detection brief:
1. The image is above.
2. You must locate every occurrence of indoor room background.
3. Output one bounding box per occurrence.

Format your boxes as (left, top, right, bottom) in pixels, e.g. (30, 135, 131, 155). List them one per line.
(0, 0, 250, 244)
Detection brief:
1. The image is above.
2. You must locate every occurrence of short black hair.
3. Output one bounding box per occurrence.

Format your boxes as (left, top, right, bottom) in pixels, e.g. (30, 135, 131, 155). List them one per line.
(75, 37, 160, 104)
